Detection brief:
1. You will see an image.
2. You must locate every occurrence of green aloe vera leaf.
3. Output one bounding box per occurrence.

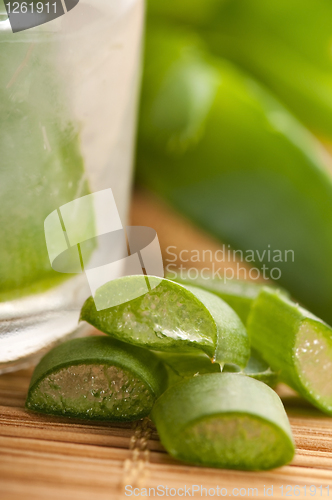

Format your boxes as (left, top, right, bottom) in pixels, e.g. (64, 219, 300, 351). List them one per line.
(151, 373, 295, 470)
(170, 273, 262, 323)
(136, 25, 332, 325)
(80, 275, 250, 368)
(223, 348, 279, 388)
(169, 271, 289, 323)
(26, 336, 167, 421)
(147, 0, 223, 27)
(147, 0, 332, 139)
(155, 351, 221, 378)
(204, 0, 332, 141)
(0, 20, 93, 299)
(153, 352, 220, 388)
(247, 287, 332, 415)
(157, 348, 278, 388)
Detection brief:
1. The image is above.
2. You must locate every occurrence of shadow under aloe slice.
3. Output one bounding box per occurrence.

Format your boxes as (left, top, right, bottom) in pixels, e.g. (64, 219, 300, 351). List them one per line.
(247, 287, 332, 415)
(80, 276, 250, 368)
(151, 373, 294, 471)
(25, 337, 167, 421)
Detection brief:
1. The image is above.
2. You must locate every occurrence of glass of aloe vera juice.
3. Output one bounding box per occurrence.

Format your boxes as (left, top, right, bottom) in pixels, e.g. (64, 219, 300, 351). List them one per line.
(0, 0, 144, 371)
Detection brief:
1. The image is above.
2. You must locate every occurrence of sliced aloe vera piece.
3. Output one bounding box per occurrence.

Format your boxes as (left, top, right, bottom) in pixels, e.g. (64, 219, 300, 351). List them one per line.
(170, 272, 268, 323)
(26, 337, 167, 421)
(157, 348, 278, 388)
(247, 287, 332, 415)
(80, 276, 250, 368)
(152, 373, 294, 470)
(170, 272, 289, 323)
(223, 348, 279, 388)
(156, 351, 220, 378)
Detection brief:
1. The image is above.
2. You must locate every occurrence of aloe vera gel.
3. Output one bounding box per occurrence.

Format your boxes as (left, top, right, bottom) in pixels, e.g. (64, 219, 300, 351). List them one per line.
(0, 0, 144, 370)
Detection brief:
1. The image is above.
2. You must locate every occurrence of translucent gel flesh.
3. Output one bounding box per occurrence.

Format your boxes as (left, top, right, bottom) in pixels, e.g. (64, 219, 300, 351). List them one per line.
(27, 364, 153, 420)
(178, 414, 287, 470)
(295, 321, 332, 411)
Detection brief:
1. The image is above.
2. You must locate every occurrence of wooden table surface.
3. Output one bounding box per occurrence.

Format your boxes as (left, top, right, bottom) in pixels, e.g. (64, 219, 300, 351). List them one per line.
(1, 191, 332, 499)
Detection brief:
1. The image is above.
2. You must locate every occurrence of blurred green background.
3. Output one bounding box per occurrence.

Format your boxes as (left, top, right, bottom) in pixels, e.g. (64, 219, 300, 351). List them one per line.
(135, 0, 332, 325)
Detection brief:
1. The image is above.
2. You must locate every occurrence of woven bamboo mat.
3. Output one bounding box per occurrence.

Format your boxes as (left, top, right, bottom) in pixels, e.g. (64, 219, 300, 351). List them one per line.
(0, 365, 332, 500)
(1, 191, 332, 499)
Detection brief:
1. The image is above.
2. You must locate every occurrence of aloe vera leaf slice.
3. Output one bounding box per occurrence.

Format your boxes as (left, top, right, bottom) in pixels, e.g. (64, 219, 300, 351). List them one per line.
(157, 348, 278, 388)
(26, 336, 168, 421)
(153, 352, 218, 388)
(170, 272, 290, 323)
(151, 372, 295, 470)
(80, 276, 250, 368)
(155, 351, 221, 379)
(169, 271, 288, 323)
(173, 276, 261, 324)
(247, 287, 332, 415)
(186, 282, 249, 367)
(223, 348, 279, 388)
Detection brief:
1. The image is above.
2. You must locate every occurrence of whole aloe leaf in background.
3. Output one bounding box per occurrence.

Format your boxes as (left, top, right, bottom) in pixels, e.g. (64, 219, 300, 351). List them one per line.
(136, 26, 332, 324)
(147, 0, 332, 140)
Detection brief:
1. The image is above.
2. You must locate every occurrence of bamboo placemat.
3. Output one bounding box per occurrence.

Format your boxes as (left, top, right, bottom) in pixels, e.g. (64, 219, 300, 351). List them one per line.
(1, 191, 331, 499)
(1, 365, 332, 500)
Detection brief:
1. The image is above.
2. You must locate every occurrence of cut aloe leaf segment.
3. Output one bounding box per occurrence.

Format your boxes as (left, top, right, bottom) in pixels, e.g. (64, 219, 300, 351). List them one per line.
(170, 271, 288, 323)
(157, 349, 278, 388)
(26, 337, 168, 421)
(156, 351, 220, 378)
(154, 352, 221, 388)
(151, 373, 295, 470)
(223, 349, 279, 388)
(80, 276, 250, 369)
(170, 273, 261, 323)
(247, 287, 332, 415)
